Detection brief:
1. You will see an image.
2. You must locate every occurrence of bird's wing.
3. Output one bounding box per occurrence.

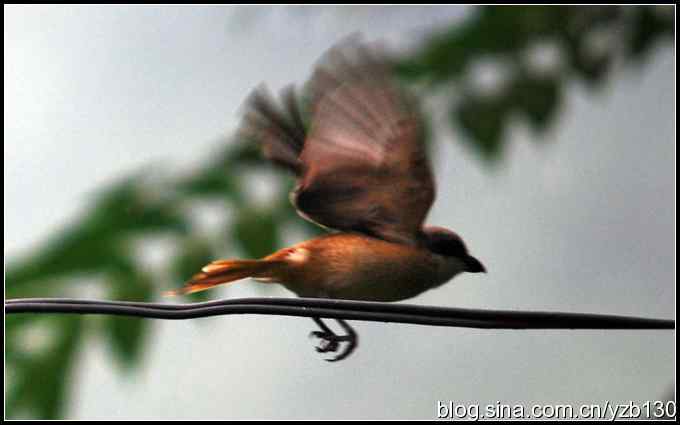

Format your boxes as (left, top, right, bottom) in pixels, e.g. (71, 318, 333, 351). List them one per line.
(240, 85, 306, 174)
(292, 38, 435, 246)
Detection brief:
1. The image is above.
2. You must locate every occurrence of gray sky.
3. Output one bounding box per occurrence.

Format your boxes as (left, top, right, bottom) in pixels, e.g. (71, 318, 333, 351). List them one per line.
(4, 5, 675, 420)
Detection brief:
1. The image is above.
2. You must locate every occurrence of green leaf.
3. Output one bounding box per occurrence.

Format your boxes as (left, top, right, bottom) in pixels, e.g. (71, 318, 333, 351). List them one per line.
(105, 268, 153, 370)
(170, 237, 216, 302)
(221, 141, 264, 168)
(512, 75, 562, 134)
(626, 6, 675, 62)
(455, 95, 508, 161)
(6, 177, 188, 291)
(177, 167, 241, 201)
(232, 208, 280, 258)
(5, 316, 83, 419)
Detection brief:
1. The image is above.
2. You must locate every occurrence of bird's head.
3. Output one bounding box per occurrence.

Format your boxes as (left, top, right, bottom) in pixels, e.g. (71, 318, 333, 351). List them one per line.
(422, 226, 486, 274)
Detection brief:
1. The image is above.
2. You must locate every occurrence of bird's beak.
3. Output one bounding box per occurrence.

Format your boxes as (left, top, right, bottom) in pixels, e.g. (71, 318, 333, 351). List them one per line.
(464, 255, 486, 273)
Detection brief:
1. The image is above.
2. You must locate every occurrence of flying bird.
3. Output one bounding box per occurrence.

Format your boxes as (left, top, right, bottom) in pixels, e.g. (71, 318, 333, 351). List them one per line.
(166, 38, 486, 361)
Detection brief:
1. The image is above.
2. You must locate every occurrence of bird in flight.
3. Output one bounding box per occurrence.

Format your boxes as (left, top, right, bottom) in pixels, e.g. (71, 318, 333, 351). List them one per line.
(166, 37, 486, 361)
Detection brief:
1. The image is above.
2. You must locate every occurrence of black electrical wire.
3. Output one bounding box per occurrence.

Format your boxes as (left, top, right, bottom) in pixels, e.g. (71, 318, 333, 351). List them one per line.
(5, 297, 675, 330)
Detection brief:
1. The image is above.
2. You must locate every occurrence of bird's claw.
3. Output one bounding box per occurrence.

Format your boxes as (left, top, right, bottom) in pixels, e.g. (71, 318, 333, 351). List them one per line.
(309, 331, 340, 353)
(309, 330, 357, 362)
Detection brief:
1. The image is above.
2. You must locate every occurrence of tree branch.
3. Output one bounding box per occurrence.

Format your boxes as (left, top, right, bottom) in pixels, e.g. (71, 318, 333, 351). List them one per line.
(5, 297, 675, 330)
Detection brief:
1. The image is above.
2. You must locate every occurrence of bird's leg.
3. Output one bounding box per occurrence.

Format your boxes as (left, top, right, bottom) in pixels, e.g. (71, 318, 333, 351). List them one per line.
(332, 319, 358, 362)
(309, 317, 359, 362)
(310, 317, 339, 353)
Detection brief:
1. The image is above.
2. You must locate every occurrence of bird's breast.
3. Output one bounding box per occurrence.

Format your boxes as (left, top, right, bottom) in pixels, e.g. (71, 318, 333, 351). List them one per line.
(277, 233, 449, 302)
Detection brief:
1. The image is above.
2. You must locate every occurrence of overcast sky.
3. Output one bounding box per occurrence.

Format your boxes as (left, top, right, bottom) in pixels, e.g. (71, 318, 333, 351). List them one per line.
(4, 5, 675, 420)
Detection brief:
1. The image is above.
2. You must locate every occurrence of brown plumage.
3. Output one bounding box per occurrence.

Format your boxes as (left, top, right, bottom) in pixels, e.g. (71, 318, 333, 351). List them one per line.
(166, 37, 485, 361)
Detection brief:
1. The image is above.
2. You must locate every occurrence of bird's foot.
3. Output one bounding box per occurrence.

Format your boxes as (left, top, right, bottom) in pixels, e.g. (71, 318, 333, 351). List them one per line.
(308, 329, 358, 362)
(309, 330, 341, 352)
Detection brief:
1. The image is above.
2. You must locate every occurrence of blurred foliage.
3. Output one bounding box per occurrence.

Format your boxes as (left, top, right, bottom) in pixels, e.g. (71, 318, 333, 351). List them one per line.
(397, 5, 674, 160)
(4, 5, 674, 419)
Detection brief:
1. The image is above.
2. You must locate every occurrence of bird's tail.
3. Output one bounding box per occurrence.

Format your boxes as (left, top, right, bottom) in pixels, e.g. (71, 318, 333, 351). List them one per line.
(163, 259, 286, 296)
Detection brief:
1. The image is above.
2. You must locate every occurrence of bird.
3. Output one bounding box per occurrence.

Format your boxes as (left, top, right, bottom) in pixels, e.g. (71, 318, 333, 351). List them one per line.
(166, 37, 486, 361)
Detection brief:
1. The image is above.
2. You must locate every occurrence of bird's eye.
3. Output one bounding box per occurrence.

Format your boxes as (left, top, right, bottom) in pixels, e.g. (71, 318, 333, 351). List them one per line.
(427, 234, 466, 257)
(445, 239, 466, 257)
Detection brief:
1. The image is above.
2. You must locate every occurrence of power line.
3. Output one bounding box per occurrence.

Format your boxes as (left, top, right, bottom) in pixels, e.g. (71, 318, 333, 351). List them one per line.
(5, 297, 675, 329)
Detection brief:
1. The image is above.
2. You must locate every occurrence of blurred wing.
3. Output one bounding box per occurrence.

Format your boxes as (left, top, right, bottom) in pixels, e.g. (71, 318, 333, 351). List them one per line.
(293, 38, 435, 245)
(240, 85, 306, 174)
